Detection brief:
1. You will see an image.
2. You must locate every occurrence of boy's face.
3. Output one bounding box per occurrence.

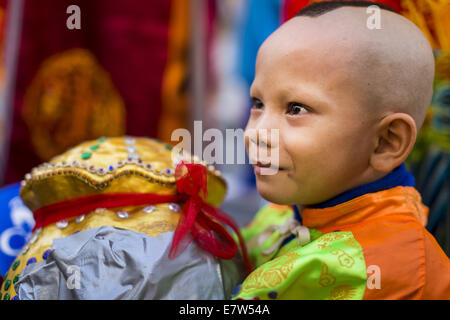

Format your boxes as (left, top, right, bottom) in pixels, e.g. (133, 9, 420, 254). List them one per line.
(245, 18, 378, 206)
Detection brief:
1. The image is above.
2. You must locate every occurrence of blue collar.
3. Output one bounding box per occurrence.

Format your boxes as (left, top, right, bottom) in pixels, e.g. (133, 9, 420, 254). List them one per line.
(293, 163, 415, 223)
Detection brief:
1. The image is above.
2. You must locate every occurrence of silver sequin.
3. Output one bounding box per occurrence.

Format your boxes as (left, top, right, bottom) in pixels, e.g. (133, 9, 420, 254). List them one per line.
(29, 232, 39, 244)
(168, 203, 181, 212)
(128, 153, 140, 160)
(126, 146, 137, 153)
(142, 205, 156, 214)
(75, 215, 85, 224)
(117, 211, 129, 219)
(56, 220, 69, 229)
(95, 208, 106, 214)
(21, 244, 30, 256)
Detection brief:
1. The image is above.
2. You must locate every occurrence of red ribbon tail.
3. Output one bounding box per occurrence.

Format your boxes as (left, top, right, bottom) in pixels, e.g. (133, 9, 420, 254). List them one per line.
(201, 204, 254, 274)
(194, 210, 238, 260)
(168, 198, 199, 259)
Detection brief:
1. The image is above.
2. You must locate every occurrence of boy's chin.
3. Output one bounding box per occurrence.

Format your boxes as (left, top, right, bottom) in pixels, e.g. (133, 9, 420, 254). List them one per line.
(256, 183, 297, 206)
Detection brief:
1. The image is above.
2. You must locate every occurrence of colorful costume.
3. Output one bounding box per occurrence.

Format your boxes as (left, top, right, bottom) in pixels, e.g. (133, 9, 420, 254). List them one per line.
(233, 163, 450, 300)
(0, 136, 248, 300)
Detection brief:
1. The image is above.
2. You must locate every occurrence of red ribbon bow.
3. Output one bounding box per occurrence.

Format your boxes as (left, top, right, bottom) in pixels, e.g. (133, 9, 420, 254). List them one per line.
(31, 161, 253, 273)
(170, 162, 252, 269)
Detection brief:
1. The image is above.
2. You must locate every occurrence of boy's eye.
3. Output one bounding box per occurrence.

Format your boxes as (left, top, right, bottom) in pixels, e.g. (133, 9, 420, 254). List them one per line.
(251, 98, 264, 110)
(287, 102, 308, 115)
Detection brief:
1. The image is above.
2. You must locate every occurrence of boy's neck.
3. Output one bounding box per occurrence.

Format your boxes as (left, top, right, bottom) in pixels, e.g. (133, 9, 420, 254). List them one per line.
(305, 163, 415, 210)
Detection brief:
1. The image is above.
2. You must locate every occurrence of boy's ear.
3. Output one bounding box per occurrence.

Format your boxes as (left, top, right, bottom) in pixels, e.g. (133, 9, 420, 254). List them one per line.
(370, 113, 417, 173)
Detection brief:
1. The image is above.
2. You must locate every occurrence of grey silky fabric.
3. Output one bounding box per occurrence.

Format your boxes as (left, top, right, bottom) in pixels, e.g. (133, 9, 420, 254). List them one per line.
(15, 226, 245, 300)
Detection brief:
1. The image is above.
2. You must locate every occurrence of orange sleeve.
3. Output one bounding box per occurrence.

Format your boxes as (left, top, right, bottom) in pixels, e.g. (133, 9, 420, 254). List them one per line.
(353, 216, 426, 300)
(420, 229, 450, 299)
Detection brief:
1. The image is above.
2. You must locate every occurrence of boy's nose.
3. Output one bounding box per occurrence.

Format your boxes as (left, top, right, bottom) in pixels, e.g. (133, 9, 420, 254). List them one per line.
(245, 128, 279, 150)
(245, 111, 280, 150)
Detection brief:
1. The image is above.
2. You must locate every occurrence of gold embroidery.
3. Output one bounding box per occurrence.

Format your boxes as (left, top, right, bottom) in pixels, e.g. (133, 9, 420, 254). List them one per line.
(138, 221, 177, 235)
(342, 237, 361, 249)
(240, 266, 265, 292)
(277, 241, 297, 256)
(317, 232, 347, 249)
(330, 285, 356, 300)
(261, 269, 284, 288)
(240, 252, 300, 293)
(330, 249, 355, 268)
(318, 263, 336, 287)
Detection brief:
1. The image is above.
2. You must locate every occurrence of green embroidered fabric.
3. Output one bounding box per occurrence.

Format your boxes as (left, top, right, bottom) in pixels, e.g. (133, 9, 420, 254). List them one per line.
(234, 205, 367, 300)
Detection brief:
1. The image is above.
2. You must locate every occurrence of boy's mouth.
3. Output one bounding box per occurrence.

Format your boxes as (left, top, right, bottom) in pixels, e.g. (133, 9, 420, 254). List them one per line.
(256, 160, 272, 168)
(253, 160, 285, 175)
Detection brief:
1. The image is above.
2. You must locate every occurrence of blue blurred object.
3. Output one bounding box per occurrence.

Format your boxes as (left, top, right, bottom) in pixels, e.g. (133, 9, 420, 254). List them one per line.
(0, 183, 34, 275)
(238, 0, 282, 190)
(410, 148, 449, 257)
(238, 0, 282, 87)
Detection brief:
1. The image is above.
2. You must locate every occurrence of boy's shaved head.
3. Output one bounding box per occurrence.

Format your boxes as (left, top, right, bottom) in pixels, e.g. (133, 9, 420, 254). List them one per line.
(259, 4, 435, 130)
(246, 3, 436, 205)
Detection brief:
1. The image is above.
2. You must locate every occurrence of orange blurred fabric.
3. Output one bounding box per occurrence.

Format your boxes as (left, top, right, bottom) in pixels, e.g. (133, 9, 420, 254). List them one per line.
(158, 0, 190, 144)
(302, 186, 450, 299)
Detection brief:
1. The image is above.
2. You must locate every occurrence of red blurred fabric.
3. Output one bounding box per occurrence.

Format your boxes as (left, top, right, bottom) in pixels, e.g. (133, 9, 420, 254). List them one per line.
(4, 0, 171, 184)
(282, 0, 403, 21)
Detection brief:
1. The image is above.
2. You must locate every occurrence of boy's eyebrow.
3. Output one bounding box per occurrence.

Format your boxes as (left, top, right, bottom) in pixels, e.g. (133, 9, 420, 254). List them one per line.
(278, 85, 331, 111)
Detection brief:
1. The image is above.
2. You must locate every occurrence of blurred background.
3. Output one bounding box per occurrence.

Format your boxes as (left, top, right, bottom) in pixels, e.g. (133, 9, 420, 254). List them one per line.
(0, 0, 448, 275)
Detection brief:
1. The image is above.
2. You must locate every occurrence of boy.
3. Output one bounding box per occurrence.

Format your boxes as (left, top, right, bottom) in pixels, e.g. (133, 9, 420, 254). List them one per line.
(233, 1, 450, 300)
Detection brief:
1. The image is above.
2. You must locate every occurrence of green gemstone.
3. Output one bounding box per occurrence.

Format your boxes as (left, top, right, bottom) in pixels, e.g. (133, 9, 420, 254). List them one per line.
(165, 144, 173, 151)
(81, 152, 92, 160)
(97, 137, 107, 143)
(12, 260, 20, 270)
(3, 279, 11, 291)
(13, 275, 20, 284)
(89, 144, 100, 151)
(3, 293, 10, 300)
